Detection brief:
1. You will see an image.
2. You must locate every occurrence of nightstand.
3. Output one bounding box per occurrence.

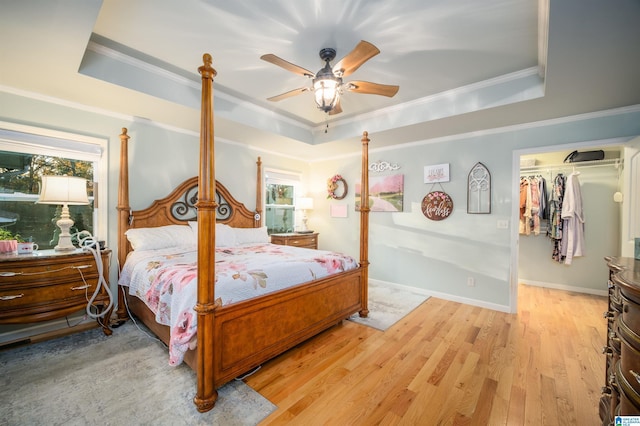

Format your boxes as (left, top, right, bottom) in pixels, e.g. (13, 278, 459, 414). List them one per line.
(0, 248, 112, 344)
(270, 232, 319, 249)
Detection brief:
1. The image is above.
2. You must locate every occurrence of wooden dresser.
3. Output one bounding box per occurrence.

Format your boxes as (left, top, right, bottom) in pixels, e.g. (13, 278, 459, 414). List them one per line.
(270, 232, 318, 249)
(601, 256, 640, 422)
(0, 248, 112, 345)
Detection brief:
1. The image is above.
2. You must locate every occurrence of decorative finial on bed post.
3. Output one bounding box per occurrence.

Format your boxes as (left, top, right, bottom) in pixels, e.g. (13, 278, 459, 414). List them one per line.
(199, 53, 217, 79)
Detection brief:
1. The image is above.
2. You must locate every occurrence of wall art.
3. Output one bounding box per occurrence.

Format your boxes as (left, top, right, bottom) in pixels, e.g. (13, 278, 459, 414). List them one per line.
(467, 162, 491, 214)
(327, 174, 348, 200)
(424, 163, 450, 183)
(369, 160, 400, 172)
(330, 204, 348, 218)
(422, 190, 453, 221)
(355, 174, 404, 212)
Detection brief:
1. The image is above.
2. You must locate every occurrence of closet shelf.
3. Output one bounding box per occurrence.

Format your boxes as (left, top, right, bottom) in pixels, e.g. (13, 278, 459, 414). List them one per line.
(520, 158, 622, 174)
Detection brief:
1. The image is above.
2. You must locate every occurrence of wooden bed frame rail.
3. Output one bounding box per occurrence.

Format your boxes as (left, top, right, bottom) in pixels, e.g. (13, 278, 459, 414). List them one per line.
(116, 53, 370, 413)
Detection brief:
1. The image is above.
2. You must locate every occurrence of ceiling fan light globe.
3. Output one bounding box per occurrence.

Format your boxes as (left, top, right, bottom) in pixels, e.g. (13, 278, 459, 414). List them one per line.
(313, 77, 340, 112)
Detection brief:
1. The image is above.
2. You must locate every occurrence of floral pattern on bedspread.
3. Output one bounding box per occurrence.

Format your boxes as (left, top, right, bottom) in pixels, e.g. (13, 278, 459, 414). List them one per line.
(118, 243, 358, 366)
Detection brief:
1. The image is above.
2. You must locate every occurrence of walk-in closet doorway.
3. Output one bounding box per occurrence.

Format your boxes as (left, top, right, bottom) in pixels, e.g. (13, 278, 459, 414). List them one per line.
(510, 137, 635, 312)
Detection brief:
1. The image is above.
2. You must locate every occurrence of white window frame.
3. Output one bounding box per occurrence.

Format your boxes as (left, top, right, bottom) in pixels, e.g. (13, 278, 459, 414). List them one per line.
(264, 168, 302, 234)
(0, 121, 108, 241)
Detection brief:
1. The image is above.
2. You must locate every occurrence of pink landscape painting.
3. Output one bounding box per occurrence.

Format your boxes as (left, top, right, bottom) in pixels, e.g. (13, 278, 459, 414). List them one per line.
(355, 174, 404, 212)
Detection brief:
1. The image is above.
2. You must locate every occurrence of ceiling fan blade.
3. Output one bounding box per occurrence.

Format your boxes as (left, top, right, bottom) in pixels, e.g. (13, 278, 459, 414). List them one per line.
(266, 87, 310, 102)
(345, 81, 399, 97)
(328, 99, 343, 115)
(260, 54, 315, 78)
(332, 40, 380, 77)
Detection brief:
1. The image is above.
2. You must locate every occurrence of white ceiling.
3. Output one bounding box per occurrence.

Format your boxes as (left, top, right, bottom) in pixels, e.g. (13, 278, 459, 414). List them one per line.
(1, 0, 639, 160)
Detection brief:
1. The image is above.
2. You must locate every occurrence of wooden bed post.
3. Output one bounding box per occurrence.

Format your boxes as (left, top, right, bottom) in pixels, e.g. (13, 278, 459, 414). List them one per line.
(116, 128, 131, 322)
(255, 157, 263, 227)
(359, 131, 370, 317)
(193, 53, 218, 413)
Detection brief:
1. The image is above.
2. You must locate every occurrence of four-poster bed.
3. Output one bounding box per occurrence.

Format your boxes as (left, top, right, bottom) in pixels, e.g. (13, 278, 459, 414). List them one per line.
(115, 54, 371, 412)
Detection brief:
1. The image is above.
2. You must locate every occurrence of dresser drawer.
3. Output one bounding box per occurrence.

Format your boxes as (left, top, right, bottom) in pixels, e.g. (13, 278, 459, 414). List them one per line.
(270, 233, 318, 249)
(621, 292, 640, 337)
(616, 360, 640, 415)
(618, 318, 640, 396)
(0, 249, 111, 326)
(0, 279, 98, 309)
(0, 258, 97, 286)
(286, 236, 316, 248)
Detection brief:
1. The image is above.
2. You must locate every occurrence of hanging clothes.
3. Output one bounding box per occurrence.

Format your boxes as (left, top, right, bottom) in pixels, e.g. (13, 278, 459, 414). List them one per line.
(537, 176, 549, 220)
(549, 173, 566, 262)
(519, 177, 532, 235)
(519, 175, 548, 235)
(560, 171, 585, 265)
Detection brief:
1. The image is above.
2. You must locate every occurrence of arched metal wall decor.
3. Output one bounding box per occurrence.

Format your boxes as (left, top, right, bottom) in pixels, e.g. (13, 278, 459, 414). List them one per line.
(467, 162, 491, 214)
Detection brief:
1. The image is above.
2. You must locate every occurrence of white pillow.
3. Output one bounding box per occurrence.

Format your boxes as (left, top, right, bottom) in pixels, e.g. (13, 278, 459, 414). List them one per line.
(188, 221, 237, 247)
(125, 225, 196, 251)
(216, 223, 238, 247)
(233, 226, 270, 245)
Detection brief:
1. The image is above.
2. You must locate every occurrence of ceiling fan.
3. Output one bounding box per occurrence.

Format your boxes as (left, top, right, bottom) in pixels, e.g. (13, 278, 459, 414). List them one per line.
(260, 40, 399, 115)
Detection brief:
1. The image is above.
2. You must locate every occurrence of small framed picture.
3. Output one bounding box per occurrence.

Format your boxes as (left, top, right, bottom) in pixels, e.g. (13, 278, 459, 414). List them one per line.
(424, 163, 450, 183)
(330, 204, 348, 218)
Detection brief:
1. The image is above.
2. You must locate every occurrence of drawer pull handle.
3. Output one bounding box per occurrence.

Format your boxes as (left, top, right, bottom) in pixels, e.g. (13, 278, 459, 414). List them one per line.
(630, 370, 640, 385)
(0, 264, 91, 277)
(0, 293, 24, 300)
(71, 284, 91, 291)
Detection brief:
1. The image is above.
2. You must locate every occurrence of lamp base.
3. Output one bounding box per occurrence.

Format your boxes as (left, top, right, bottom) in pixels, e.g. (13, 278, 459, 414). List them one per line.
(297, 230, 314, 234)
(54, 205, 77, 251)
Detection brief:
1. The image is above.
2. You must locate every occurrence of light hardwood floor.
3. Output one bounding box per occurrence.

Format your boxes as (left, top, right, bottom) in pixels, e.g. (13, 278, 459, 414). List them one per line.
(245, 284, 608, 425)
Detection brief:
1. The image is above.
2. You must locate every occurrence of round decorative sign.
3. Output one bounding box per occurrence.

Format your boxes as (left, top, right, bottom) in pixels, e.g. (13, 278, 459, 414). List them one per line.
(422, 191, 453, 221)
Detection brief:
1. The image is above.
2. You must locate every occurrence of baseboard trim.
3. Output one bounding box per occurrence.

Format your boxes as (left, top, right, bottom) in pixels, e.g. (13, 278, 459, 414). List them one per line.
(369, 278, 511, 313)
(519, 279, 608, 297)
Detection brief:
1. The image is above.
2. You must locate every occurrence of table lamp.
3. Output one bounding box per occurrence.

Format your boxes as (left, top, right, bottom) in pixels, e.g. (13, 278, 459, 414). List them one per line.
(297, 197, 314, 233)
(37, 175, 89, 251)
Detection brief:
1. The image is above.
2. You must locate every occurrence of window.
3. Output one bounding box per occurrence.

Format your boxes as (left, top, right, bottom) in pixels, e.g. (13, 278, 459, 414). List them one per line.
(264, 169, 300, 234)
(0, 122, 107, 249)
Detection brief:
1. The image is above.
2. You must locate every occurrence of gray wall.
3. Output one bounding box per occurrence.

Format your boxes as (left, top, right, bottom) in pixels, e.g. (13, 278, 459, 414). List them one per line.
(2, 89, 640, 316)
(309, 108, 640, 311)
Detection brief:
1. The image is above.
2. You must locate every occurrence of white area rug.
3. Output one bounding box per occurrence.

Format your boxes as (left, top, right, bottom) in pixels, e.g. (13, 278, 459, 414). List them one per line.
(0, 322, 275, 426)
(349, 281, 430, 331)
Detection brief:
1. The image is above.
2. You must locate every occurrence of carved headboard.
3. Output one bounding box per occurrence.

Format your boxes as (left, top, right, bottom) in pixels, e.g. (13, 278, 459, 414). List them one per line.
(126, 177, 260, 230)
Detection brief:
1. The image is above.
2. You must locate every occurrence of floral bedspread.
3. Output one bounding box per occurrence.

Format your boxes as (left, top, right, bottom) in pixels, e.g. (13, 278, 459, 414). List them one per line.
(118, 243, 358, 366)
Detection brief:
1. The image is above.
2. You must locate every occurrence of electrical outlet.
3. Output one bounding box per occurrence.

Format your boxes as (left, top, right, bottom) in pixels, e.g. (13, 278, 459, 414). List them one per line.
(497, 219, 509, 229)
(467, 277, 475, 287)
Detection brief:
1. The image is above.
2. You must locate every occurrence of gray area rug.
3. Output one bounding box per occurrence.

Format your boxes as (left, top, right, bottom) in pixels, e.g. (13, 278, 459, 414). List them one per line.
(0, 321, 275, 426)
(349, 281, 429, 331)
